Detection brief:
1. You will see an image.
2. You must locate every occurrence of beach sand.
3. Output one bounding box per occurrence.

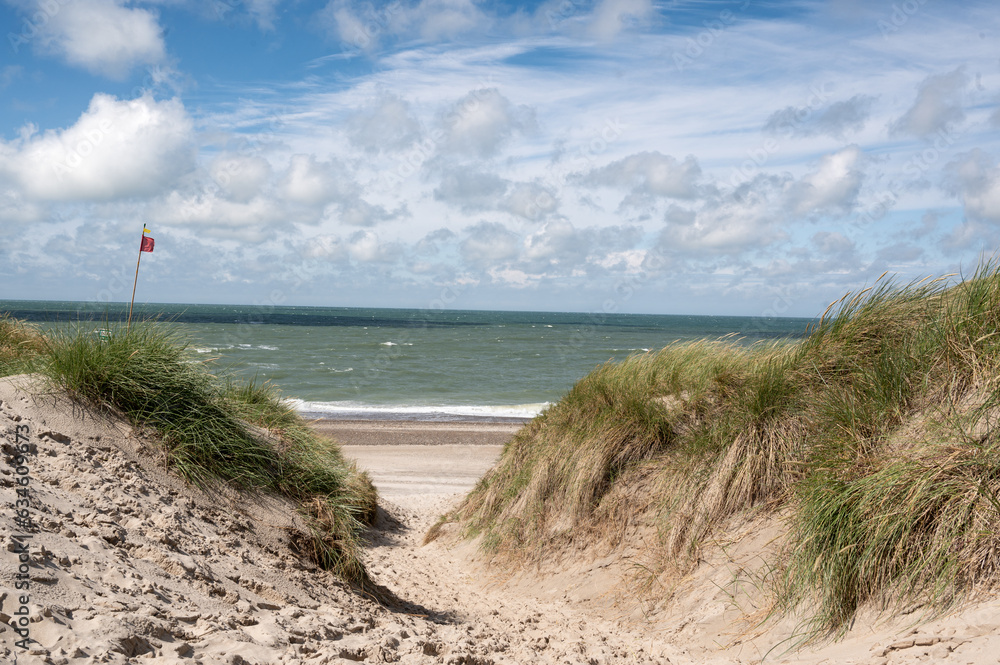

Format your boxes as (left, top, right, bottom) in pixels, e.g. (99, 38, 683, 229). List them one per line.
(311, 419, 522, 447)
(3, 377, 1000, 664)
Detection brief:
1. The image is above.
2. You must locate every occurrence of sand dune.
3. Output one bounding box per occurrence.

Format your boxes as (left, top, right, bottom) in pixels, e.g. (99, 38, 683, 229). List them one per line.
(2, 375, 1000, 664)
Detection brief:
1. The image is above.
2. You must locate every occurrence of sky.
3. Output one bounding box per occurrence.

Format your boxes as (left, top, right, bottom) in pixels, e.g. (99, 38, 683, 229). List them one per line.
(1, 0, 999, 317)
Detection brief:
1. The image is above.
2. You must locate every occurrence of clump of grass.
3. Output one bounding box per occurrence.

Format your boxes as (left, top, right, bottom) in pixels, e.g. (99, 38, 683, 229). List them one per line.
(39, 322, 376, 584)
(452, 260, 1000, 635)
(782, 442, 1000, 634)
(0, 314, 45, 376)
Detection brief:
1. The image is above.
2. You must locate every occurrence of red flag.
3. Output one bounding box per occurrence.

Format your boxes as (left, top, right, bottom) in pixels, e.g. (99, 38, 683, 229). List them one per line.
(140, 235, 154, 252)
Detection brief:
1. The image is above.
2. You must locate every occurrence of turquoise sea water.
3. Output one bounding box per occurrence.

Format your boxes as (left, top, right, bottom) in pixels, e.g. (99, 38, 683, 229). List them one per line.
(2, 300, 814, 421)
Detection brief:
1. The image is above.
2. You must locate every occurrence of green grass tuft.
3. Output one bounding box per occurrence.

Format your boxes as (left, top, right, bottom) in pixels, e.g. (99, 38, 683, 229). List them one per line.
(0, 314, 45, 376)
(33, 322, 377, 584)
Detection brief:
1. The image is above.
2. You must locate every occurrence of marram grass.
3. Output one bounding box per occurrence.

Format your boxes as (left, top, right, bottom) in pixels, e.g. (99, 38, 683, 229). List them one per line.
(5, 321, 376, 585)
(0, 314, 45, 376)
(450, 261, 1000, 634)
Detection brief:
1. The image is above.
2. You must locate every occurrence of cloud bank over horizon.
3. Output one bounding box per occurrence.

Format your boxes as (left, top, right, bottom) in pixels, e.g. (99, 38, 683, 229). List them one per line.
(1, 0, 999, 317)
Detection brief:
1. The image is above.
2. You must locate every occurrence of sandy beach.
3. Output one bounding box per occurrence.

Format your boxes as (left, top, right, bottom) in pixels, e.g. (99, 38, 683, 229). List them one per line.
(310, 419, 523, 447)
(4, 378, 1000, 664)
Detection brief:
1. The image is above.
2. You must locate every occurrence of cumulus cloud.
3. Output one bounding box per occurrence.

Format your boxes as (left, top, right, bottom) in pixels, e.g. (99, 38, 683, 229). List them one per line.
(501, 181, 559, 220)
(434, 169, 508, 211)
(662, 196, 781, 255)
(763, 95, 876, 139)
(945, 149, 1000, 224)
(347, 93, 421, 154)
(0, 94, 194, 202)
(578, 151, 702, 205)
(28, 0, 167, 79)
(892, 68, 967, 138)
(151, 189, 288, 241)
(414, 228, 456, 256)
(521, 219, 593, 272)
(348, 230, 402, 263)
(460, 221, 520, 269)
(439, 89, 536, 158)
(812, 230, 855, 255)
(787, 145, 865, 216)
(301, 234, 347, 260)
(335, 198, 404, 227)
(0, 190, 44, 225)
(210, 154, 272, 203)
(278, 154, 354, 207)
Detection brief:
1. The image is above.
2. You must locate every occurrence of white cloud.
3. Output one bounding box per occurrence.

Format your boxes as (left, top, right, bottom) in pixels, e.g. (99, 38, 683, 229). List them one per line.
(588, 0, 653, 40)
(521, 219, 592, 272)
(763, 95, 876, 139)
(34, 0, 167, 79)
(460, 221, 520, 269)
(501, 181, 558, 220)
(487, 266, 539, 288)
(414, 0, 486, 41)
(347, 93, 421, 154)
(787, 146, 865, 216)
(317, 0, 373, 51)
(151, 189, 287, 241)
(892, 68, 968, 138)
(279, 154, 353, 207)
(0, 93, 194, 202)
(439, 89, 536, 158)
(348, 230, 402, 263)
(0, 190, 44, 225)
(579, 151, 702, 205)
(210, 154, 272, 203)
(812, 230, 855, 255)
(946, 149, 1000, 224)
(243, 0, 283, 31)
(670, 199, 780, 254)
(318, 0, 490, 52)
(434, 168, 508, 211)
(301, 234, 347, 260)
(335, 198, 403, 227)
(659, 178, 785, 256)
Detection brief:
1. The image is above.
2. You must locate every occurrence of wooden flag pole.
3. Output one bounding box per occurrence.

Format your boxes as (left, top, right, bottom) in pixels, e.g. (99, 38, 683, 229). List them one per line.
(127, 225, 147, 332)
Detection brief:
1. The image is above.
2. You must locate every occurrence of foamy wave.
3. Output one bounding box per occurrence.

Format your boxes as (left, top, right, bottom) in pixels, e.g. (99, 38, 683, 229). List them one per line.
(285, 399, 549, 422)
(194, 344, 278, 353)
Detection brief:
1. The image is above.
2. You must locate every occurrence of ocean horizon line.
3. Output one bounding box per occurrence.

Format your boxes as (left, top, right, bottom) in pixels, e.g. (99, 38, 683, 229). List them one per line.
(0, 298, 818, 327)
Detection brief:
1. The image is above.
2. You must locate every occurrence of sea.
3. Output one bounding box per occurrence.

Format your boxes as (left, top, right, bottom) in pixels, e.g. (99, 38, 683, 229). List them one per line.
(1, 300, 814, 423)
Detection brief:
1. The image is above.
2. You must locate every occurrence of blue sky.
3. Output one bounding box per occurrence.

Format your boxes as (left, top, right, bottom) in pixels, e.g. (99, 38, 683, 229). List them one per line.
(1, 0, 999, 316)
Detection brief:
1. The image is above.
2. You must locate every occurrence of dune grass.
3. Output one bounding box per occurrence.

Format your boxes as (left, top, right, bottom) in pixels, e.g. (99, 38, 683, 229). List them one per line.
(0, 314, 45, 376)
(451, 262, 1000, 634)
(6, 321, 376, 584)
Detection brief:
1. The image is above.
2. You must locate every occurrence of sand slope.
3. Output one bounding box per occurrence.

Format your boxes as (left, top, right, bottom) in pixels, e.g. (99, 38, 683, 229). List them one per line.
(2, 375, 1000, 664)
(0, 378, 678, 664)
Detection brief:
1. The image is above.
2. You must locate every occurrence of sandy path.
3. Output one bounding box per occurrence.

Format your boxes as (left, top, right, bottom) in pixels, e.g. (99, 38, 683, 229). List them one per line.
(338, 434, 682, 664)
(358, 494, 681, 665)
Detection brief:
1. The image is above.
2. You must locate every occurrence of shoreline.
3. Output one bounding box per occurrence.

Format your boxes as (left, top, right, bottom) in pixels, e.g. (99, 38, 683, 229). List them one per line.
(308, 418, 524, 447)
